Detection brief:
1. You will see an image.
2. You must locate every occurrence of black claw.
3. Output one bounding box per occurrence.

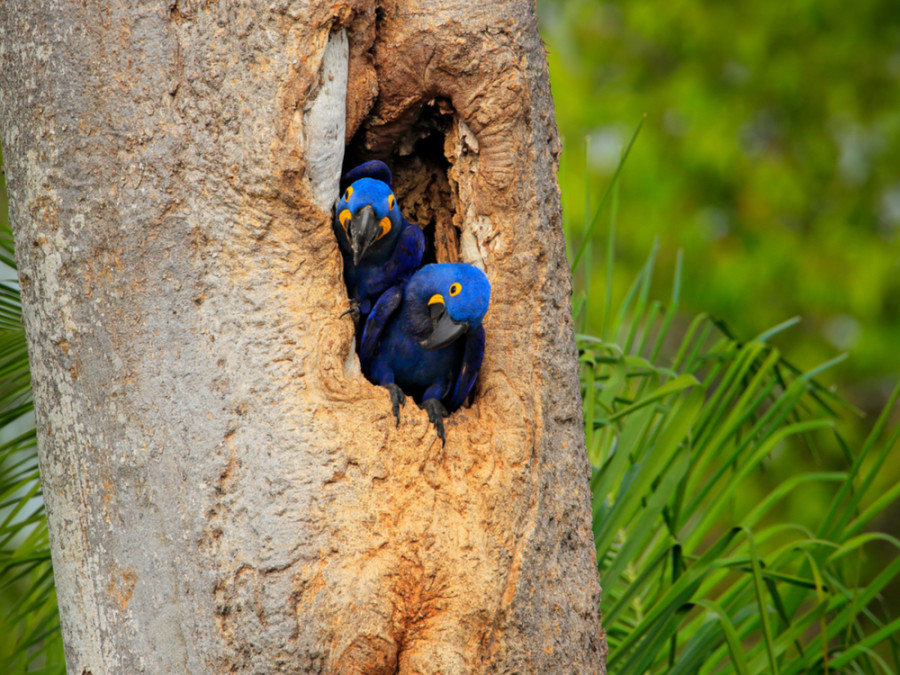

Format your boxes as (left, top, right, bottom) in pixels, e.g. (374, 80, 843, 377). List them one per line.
(420, 398, 448, 446)
(340, 299, 361, 323)
(384, 383, 406, 427)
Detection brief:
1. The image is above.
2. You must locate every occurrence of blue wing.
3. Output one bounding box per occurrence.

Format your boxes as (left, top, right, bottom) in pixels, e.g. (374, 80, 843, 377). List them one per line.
(383, 221, 425, 285)
(360, 283, 404, 371)
(445, 325, 485, 412)
(341, 160, 392, 189)
(351, 222, 424, 308)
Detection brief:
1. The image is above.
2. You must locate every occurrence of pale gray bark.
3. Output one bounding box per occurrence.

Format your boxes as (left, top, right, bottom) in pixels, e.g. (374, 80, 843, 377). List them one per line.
(0, 1, 606, 673)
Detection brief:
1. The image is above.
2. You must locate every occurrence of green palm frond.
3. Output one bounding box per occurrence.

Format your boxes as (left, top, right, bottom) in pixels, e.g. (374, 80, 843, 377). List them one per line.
(573, 138, 900, 673)
(0, 216, 64, 671)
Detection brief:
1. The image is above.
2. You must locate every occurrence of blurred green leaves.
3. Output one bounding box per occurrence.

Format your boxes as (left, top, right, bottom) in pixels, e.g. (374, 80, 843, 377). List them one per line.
(542, 0, 900, 402)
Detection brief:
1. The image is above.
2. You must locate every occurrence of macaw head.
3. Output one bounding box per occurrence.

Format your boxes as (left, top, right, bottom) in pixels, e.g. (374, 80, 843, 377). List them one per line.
(335, 177, 403, 265)
(410, 263, 491, 350)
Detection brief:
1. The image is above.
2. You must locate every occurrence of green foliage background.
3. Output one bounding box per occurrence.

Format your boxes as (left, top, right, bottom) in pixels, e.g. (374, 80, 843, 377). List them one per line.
(541, 0, 900, 411)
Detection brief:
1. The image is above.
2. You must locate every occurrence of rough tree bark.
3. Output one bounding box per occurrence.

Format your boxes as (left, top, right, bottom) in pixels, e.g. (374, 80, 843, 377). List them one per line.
(0, 1, 606, 673)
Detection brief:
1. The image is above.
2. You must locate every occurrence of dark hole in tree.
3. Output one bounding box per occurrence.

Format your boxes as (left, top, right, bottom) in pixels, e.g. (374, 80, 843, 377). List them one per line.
(343, 99, 459, 266)
(342, 100, 483, 411)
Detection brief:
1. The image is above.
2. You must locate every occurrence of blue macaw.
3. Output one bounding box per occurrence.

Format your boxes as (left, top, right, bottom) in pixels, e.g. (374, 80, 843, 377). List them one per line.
(334, 160, 424, 321)
(360, 263, 491, 444)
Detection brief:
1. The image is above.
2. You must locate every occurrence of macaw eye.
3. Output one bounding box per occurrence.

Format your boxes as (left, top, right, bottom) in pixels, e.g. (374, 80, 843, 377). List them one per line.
(376, 217, 391, 240)
(388, 194, 395, 210)
(449, 282, 462, 297)
(344, 186, 353, 201)
(339, 209, 351, 229)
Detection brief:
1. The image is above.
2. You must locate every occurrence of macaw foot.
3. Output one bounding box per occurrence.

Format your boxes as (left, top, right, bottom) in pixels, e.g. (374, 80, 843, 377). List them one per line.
(420, 398, 448, 446)
(340, 299, 361, 323)
(384, 383, 406, 427)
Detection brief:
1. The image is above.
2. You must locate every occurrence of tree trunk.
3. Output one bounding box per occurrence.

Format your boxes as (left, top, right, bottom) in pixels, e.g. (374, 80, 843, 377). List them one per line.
(0, 1, 606, 672)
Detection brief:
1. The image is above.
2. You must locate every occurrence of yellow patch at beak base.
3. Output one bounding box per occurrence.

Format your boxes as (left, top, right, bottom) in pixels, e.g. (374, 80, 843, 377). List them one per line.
(377, 217, 391, 240)
(428, 294, 445, 306)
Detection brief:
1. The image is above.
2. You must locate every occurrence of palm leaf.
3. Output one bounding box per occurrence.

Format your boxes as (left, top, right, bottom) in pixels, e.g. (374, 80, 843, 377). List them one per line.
(571, 138, 900, 672)
(0, 202, 64, 672)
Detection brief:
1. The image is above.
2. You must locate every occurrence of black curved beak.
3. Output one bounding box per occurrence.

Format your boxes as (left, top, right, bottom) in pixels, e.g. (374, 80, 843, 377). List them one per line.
(419, 298, 469, 350)
(350, 205, 378, 266)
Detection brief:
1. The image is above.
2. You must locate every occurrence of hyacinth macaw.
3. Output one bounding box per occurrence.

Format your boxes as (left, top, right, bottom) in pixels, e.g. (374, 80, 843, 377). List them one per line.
(360, 263, 491, 444)
(334, 160, 424, 321)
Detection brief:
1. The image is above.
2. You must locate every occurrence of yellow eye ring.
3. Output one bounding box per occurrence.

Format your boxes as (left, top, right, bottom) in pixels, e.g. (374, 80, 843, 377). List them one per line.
(449, 282, 462, 297)
(339, 209, 351, 229)
(388, 194, 395, 210)
(377, 217, 391, 240)
(345, 186, 353, 200)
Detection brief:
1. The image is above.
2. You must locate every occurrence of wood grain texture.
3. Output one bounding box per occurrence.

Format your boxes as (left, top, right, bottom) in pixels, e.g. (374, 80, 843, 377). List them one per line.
(0, 0, 606, 672)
